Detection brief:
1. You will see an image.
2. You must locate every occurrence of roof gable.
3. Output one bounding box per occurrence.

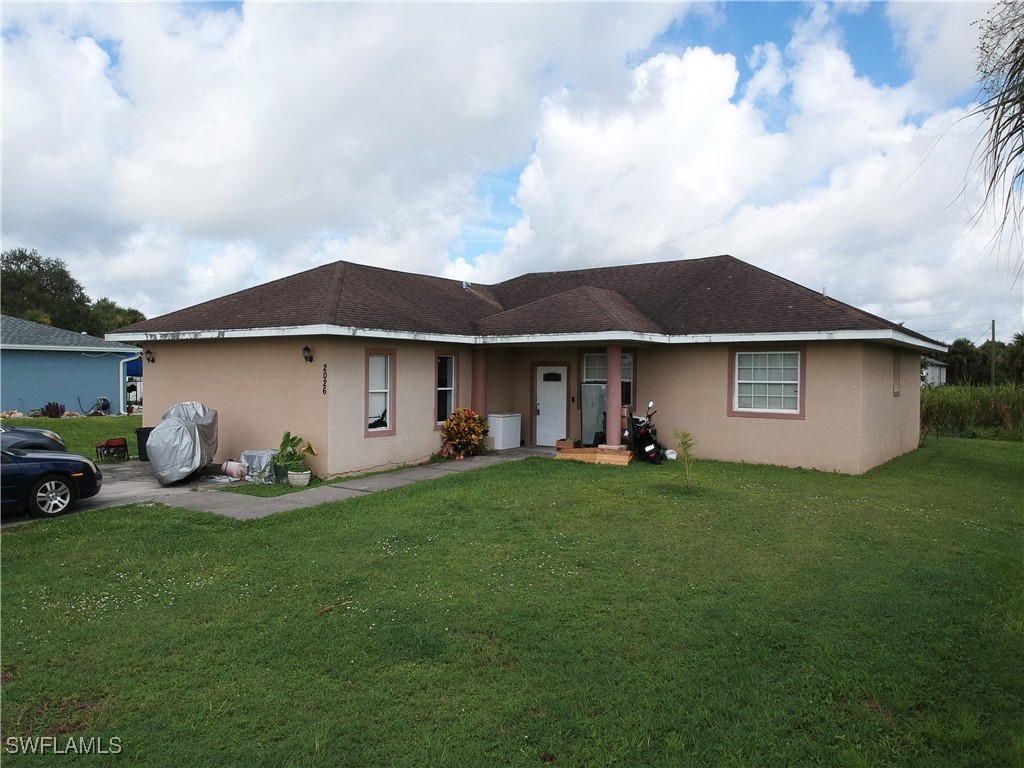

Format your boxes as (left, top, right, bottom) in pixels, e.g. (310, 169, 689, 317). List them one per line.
(478, 286, 663, 336)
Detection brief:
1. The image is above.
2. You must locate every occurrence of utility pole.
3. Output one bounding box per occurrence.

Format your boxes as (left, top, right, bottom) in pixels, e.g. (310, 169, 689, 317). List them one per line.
(991, 320, 997, 387)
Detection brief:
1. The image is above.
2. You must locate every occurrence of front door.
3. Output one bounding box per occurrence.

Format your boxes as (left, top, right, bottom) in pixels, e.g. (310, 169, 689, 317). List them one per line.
(535, 366, 567, 446)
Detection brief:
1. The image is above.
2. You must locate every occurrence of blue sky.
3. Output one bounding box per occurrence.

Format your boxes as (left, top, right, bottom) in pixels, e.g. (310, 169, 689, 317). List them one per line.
(2, 1, 1020, 343)
(676, 2, 913, 90)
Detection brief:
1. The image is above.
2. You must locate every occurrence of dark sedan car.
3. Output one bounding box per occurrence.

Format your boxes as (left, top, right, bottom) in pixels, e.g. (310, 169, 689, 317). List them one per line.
(0, 425, 67, 451)
(1, 449, 103, 517)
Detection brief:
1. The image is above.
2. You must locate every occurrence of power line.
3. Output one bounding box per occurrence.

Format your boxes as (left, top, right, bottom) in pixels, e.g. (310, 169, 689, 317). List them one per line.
(923, 323, 993, 334)
(906, 313, 1021, 322)
(836, 288, 1017, 298)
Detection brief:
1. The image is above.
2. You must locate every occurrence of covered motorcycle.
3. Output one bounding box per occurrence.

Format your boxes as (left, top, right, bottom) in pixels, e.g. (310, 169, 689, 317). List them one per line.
(147, 401, 219, 484)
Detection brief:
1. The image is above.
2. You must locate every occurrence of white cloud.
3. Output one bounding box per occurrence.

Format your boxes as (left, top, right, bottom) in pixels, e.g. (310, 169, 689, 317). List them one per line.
(1, 11, 130, 246)
(476, 46, 789, 276)
(886, 0, 990, 105)
(745, 42, 787, 103)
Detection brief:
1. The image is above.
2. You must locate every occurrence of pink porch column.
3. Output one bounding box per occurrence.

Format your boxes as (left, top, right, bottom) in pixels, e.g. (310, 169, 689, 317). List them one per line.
(471, 347, 487, 416)
(605, 345, 622, 447)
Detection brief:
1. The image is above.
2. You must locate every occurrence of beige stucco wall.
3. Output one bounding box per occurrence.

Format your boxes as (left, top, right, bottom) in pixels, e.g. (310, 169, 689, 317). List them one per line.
(140, 338, 330, 475)
(858, 346, 922, 473)
(323, 339, 475, 475)
(140, 337, 482, 477)
(142, 336, 921, 479)
(636, 341, 920, 475)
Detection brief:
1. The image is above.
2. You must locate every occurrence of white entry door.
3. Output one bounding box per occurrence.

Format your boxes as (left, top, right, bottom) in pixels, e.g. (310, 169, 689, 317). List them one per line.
(535, 365, 567, 446)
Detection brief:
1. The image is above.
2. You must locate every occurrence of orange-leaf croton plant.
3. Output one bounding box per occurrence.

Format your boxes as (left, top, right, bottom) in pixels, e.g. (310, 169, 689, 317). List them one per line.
(440, 408, 489, 460)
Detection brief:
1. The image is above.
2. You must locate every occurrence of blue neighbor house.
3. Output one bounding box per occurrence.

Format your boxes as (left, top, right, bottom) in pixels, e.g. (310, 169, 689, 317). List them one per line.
(1, 315, 140, 415)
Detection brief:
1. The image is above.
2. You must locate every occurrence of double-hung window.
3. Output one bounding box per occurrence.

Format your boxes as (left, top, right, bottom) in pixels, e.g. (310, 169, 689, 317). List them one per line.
(733, 350, 802, 416)
(367, 350, 394, 433)
(436, 354, 455, 424)
(582, 352, 634, 406)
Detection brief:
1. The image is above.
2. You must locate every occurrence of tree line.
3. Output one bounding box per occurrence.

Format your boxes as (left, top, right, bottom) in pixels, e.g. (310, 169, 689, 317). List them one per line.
(937, 334, 1024, 386)
(1, 248, 146, 338)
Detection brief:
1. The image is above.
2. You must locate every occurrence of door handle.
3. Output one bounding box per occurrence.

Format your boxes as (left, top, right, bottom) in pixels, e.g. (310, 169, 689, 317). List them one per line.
(536, 402, 541, 415)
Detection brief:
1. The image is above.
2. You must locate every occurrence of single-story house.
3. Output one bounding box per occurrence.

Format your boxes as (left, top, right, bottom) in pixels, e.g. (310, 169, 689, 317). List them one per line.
(1, 314, 141, 415)
(108, 255, 946, 476)
(921, 357, 948, 386)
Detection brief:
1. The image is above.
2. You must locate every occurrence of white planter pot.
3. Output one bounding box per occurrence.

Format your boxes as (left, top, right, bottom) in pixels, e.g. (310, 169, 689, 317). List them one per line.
(287, 470, 311, 488)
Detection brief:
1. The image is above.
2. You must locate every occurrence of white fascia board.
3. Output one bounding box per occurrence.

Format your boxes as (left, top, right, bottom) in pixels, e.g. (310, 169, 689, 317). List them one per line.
(106, 324, 475, 345)
(107, 324, 946, 353)
(664, 329, 947, 353)
(2, 344, 139, 354)
(108, 326, 668, 346)
(108, 325, 340, 342)
(475, 330, 666, 345)
(476, 328, 946, 351)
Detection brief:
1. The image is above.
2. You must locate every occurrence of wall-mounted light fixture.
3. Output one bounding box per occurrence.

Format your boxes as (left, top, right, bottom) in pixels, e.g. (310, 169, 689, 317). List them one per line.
(144, 349, 156, 363)
(302, 345, 314, 363)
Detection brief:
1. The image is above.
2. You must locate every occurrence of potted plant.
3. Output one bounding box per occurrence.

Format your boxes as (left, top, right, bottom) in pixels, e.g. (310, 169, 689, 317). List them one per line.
(274, 431, 317, 487)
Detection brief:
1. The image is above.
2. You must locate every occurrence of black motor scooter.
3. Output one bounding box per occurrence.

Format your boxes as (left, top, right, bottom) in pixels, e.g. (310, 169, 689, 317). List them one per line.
(626, 401, 664, 464)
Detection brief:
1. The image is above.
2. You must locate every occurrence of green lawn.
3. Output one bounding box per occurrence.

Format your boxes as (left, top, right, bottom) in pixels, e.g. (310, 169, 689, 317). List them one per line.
(1, 440, 1021, 766)
(1, 415, 143, 461)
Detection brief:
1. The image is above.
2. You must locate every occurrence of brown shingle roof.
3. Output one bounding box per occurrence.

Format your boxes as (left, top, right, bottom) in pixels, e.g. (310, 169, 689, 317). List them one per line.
(118, 261, 502, 336)
(477, 286, 663, 336)
(114, 255, 941, 347)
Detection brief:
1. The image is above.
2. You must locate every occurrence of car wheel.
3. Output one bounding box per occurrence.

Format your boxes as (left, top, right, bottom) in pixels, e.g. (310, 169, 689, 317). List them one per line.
(29, 475, 75, 517)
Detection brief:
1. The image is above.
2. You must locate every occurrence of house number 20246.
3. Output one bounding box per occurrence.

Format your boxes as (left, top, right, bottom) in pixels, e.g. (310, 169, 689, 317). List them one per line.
(322, 364, 328, 395)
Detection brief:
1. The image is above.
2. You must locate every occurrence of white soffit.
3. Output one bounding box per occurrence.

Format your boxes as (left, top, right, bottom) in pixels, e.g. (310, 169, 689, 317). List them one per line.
(107, 324, 946, 353)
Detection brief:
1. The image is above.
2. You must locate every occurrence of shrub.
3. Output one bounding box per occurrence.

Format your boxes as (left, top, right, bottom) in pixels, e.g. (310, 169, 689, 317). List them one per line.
(440, 408, 488, 459)
(39, 402, 66, 418)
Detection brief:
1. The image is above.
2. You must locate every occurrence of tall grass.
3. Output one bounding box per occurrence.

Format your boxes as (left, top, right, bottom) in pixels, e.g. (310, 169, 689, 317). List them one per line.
(920, 384, 1024, 439)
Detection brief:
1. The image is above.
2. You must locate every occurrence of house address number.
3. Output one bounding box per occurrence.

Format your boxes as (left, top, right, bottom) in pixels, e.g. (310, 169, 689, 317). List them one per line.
(322, 364, 328, 395)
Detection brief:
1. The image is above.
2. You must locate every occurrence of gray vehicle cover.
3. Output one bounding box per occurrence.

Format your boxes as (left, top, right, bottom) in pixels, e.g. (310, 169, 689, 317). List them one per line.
(147, 401, 219, 484)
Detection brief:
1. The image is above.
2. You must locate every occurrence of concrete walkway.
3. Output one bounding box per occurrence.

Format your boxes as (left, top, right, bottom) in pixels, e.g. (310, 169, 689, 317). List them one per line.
(32, 446, 556, 523)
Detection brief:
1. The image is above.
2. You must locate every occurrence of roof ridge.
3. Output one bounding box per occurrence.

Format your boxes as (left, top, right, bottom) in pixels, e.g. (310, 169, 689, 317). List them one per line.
(483, 285, 596, 320)
(575, 285, 663, 333)
(503, 254, 726, 285)
(319, 262, 348, 325)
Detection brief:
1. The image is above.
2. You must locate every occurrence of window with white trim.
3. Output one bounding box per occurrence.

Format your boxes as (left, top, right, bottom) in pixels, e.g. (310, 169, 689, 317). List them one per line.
(735, 351, 800, 413)
(367, 352, 391, 430)
(582, 352, 634, 406)
(436, 354, 455, 423)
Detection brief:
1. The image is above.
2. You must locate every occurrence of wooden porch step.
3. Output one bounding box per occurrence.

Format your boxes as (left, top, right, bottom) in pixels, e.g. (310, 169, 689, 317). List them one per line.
(555, 447, 633, 466)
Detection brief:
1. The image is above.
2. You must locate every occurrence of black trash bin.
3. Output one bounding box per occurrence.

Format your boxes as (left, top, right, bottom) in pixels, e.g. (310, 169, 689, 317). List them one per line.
(136, 427, 155, 462)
